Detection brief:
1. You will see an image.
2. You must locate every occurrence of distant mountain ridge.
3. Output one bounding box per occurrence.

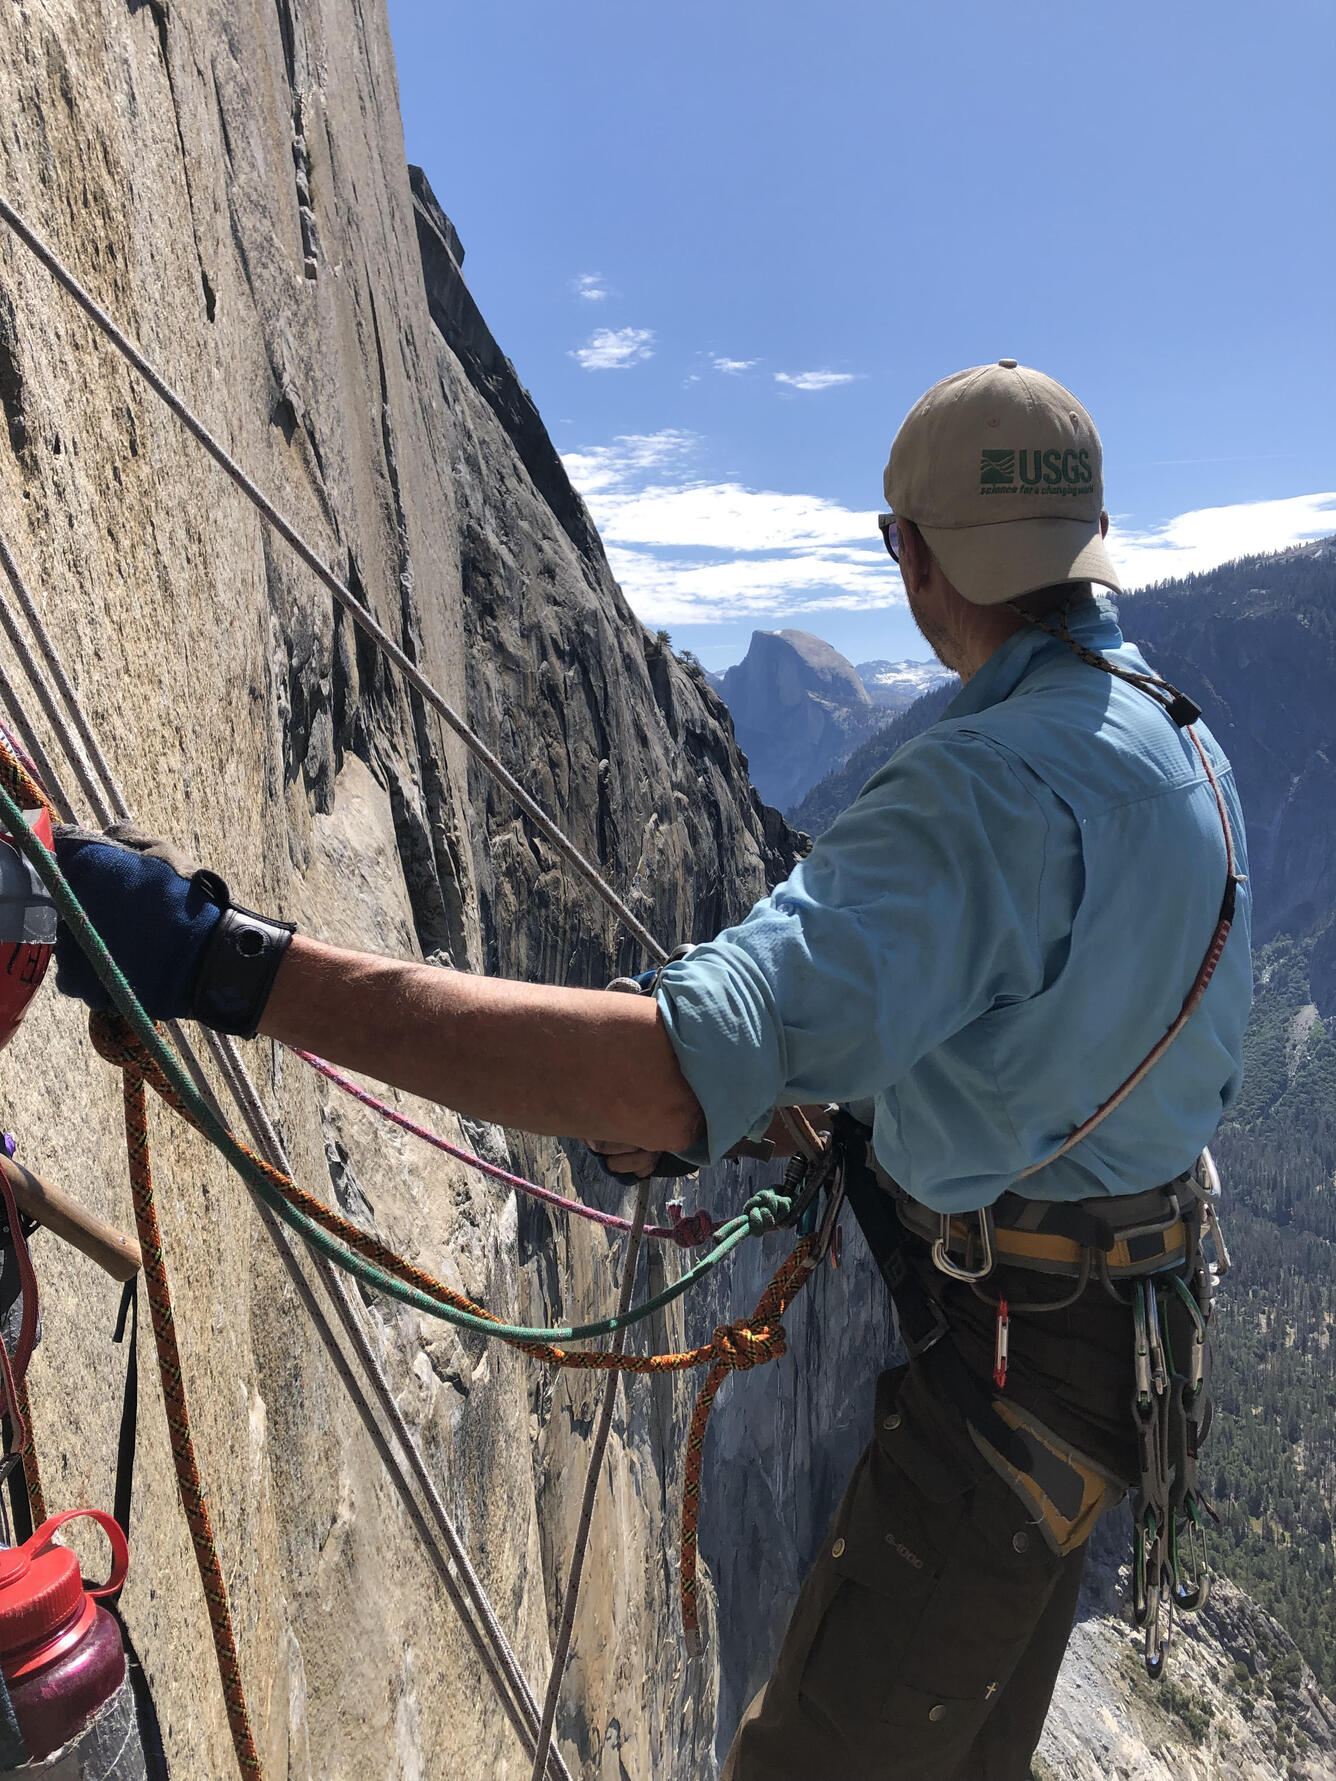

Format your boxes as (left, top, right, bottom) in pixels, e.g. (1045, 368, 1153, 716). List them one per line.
(854, 656, 955, 711)
(706, 628, 882, 809)
(705, 631, 952, 810)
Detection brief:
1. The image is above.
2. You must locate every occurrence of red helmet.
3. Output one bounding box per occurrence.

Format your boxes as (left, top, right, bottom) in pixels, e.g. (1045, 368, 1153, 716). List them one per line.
(0, 808, 55, 1051)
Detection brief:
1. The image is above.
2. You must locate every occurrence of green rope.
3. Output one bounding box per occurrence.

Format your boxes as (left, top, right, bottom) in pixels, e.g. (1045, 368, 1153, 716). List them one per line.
(0, 782, 787, 1344)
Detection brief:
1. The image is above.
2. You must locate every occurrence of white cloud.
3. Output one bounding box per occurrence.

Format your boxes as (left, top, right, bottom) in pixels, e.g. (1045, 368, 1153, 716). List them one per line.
(774, 370, 859, 392)
(572, 273, 609, 302)
(563, 430, 891, 625)
(1110, 492, 1336, 589)
(712, 356, 757, 374)
(563, 430, 695, 496)
(563, 433, 1336, 629)
(571, 327, 655, 371)
(603, 547, 889, 627)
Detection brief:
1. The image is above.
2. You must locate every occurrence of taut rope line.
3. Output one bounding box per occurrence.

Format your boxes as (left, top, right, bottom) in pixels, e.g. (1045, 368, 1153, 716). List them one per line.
(294, 1047, 718, 1247)
(0, 193, 668, 967)
(530, 1179, 651, 1781)
(203, 1028, 576, 1781)
(0, 541, 574, 1779)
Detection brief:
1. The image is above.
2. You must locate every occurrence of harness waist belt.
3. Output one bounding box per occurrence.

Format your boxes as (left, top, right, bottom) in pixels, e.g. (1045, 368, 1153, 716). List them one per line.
(889, 1177, 1198, 1280)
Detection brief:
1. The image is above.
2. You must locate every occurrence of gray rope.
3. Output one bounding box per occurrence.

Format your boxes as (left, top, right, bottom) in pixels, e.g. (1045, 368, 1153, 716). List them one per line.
(0, 535, 115, 822)
(204, 1031, 574, 1781)
(529, 1179, 651, 1781)
(0, 533, 130, 821)
(0, 193, 668, 967)
(0, 539, 573, 1781)
(0, 648, 75, 822)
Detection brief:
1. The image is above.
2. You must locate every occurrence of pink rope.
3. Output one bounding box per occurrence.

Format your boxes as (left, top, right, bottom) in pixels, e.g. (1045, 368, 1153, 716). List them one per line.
(290, 1049, 718, 1249)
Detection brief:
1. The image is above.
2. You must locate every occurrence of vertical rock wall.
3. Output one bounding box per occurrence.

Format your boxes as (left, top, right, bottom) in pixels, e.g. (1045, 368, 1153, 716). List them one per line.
(0, 4, 800, 1776)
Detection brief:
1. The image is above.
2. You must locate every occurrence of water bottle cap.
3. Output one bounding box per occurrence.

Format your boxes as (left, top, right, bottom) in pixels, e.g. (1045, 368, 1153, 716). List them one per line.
(0, 1544, 85, 1663)
(0, 1511, 128, 1677)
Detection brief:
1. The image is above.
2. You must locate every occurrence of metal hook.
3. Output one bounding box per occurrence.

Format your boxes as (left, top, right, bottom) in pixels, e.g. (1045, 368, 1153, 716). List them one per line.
(932, 1207, 995, 1282)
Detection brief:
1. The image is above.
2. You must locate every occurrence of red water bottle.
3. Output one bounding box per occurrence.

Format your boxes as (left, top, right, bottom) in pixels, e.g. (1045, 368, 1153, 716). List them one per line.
(0, 1509, 129, 1760)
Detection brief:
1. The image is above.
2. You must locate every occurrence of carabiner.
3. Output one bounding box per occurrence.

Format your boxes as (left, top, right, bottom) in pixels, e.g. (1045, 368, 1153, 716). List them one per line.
(1171, 1501, 1211, 1613)
(932, 1207, 995, 1282)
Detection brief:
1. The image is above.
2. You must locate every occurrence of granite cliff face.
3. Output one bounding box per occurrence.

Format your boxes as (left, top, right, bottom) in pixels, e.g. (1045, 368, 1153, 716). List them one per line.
(0, 5, 797, 1776)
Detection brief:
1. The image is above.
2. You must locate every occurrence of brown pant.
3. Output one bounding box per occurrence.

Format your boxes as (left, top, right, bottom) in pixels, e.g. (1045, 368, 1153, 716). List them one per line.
(722, 1230, 1177, 1781)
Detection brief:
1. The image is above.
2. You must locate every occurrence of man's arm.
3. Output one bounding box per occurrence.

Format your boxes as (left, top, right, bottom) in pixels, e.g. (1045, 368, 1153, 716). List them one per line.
(261, 934, 705, 1154)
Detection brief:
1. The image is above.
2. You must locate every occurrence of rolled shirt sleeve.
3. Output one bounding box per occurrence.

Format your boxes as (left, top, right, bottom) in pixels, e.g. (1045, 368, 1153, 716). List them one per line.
(656, 729, 1063, 1164)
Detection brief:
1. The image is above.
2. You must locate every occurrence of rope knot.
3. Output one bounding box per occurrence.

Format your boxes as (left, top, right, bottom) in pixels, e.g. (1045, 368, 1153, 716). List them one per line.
(89, 1008, 142, 1071)
(742, 1188, 792, 1236)
(709, 1317, 787, 1372)
(666, 1204, 718, 1249)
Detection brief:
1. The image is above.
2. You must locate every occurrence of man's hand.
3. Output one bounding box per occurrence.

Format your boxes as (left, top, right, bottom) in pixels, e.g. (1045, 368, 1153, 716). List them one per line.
(53, 825, 227, 1018)
(583, 1139, 663, 1180)
(53, 825, 294, 1037)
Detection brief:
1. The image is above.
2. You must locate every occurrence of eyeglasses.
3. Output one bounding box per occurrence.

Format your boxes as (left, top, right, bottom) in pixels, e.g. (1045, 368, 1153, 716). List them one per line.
(877, 512, 900, 562)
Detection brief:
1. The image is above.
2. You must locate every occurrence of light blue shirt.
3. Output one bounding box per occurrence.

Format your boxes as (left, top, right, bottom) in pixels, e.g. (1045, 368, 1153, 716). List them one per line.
(657, 598, 1252, 1213)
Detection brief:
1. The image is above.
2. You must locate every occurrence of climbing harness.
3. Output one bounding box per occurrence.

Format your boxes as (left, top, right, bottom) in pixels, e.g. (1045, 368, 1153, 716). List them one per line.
(835, 614, 1246, 1682)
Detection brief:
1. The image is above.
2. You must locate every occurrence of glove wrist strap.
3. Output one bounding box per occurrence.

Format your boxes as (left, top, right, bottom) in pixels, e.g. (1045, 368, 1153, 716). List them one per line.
(190, 904, 295, 1038)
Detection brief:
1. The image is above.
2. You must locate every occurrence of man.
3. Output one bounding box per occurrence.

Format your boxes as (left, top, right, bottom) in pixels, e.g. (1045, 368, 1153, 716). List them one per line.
(53, 363, 1252, 1779)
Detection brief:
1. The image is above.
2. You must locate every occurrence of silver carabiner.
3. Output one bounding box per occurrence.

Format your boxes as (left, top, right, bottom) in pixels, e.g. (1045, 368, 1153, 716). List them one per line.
(932, 1207, 995, 1282)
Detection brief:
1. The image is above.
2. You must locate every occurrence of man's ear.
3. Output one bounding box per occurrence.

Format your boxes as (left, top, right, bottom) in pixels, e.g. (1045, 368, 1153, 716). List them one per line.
(1099, 509, 1109, 539)
(898, 518, 931, 595)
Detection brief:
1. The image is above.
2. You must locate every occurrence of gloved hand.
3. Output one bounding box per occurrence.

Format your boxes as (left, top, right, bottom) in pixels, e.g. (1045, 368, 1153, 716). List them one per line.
(54, 825, 294, 1037)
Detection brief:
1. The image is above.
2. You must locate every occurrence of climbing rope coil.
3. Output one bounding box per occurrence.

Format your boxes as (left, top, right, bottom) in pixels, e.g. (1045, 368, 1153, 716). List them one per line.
(0, 191, 832, 1779)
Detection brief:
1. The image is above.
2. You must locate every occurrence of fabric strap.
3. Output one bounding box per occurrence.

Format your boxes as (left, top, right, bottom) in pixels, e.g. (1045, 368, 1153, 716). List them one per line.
(110, 1277, 171, 1781)
(833, 1113, 1030, 1472)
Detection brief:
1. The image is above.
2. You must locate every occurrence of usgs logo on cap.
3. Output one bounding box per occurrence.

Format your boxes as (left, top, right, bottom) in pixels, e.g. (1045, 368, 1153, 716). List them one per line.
(979, 448, 1094, 497)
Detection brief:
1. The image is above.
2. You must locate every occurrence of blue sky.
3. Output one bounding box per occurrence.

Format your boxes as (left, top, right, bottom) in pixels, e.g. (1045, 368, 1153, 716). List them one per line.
(387, 0, 1335, 670)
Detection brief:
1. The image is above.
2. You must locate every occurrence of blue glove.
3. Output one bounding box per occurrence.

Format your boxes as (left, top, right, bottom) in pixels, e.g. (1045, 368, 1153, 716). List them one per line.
(54, 825, 294, 1036)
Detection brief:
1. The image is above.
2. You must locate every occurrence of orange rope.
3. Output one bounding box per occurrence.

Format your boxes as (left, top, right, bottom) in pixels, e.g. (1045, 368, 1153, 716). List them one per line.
(680, 1243, 814, 1652)
(119, 1063, 262, 1776)
(13, 1375, 45, 1525)
(91, 1012, 817, 1645)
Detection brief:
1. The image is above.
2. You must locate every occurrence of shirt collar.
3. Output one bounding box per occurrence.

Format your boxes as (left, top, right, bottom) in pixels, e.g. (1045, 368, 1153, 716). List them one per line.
(942, 594, 1123, 721)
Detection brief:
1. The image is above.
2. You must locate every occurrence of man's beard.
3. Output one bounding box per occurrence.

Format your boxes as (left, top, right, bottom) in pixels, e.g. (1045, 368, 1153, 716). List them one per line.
(907, 589, 960, 674)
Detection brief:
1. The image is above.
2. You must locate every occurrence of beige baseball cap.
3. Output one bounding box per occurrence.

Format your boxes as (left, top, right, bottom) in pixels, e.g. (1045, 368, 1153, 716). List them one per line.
(883, 360, 1122, 606)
